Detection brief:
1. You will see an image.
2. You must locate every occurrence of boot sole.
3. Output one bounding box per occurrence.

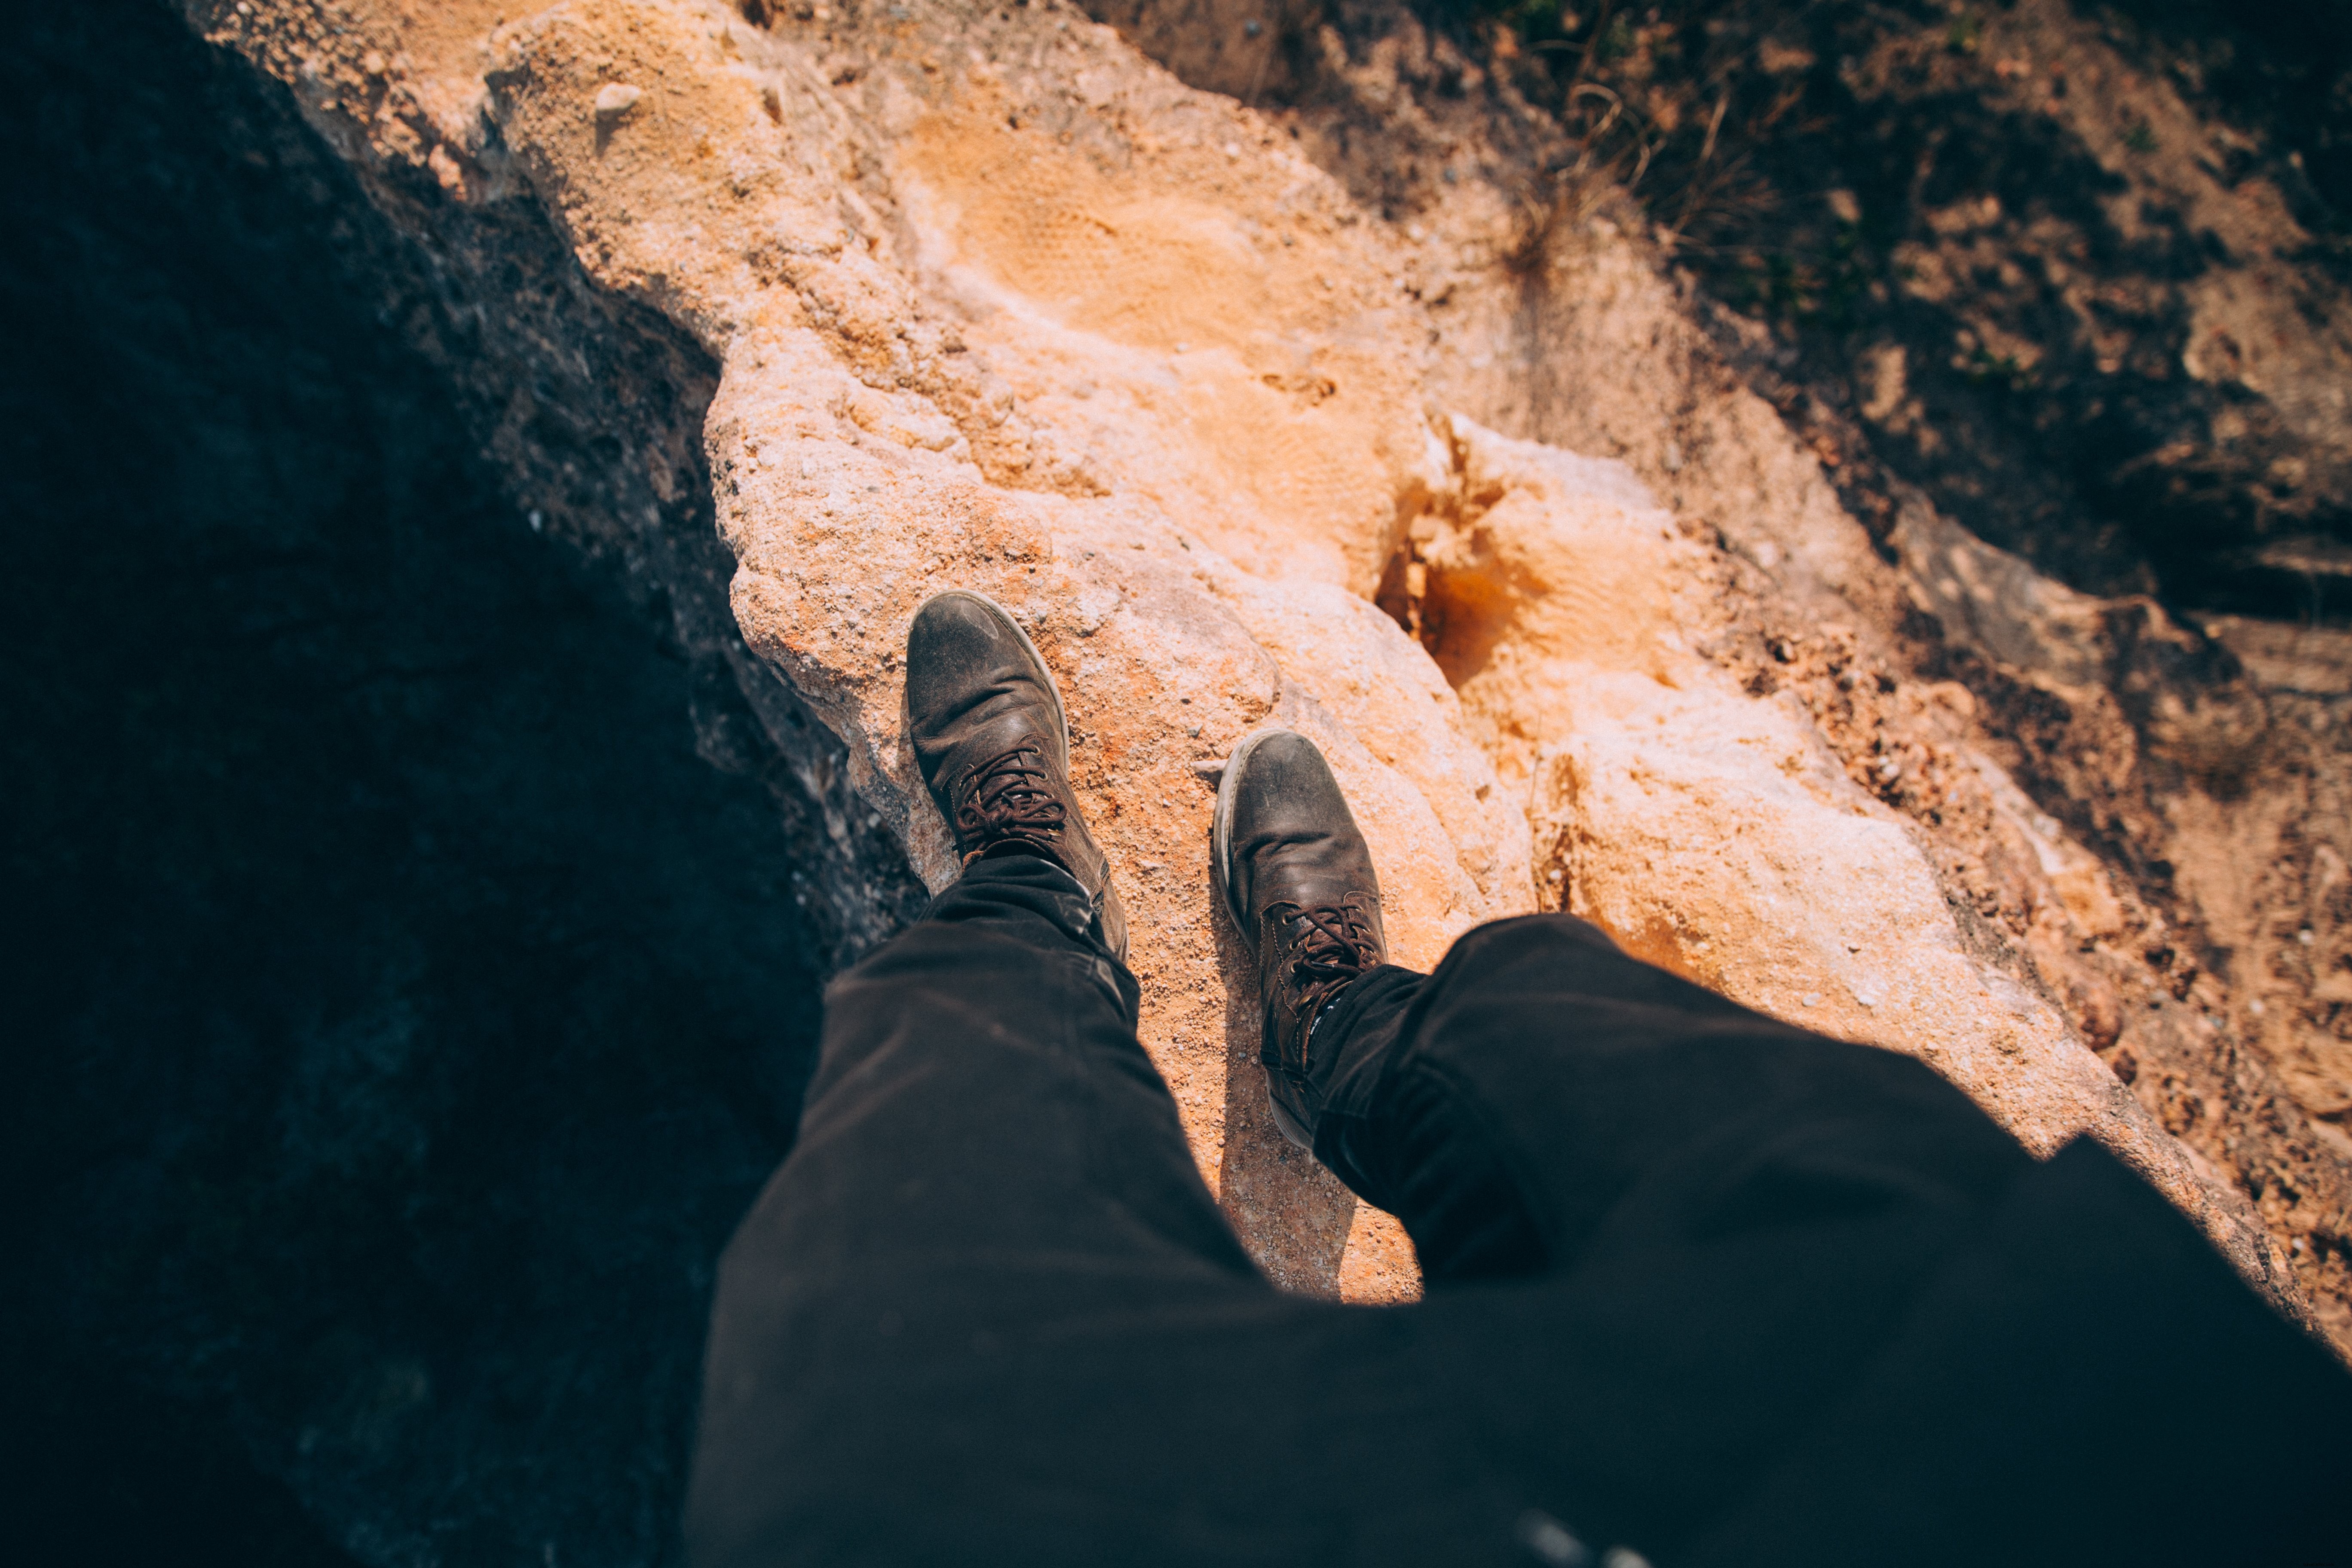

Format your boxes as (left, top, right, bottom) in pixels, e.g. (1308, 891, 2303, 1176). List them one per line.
(1216, 726, 1320, 1151)
(1210, 726, 1294, 946)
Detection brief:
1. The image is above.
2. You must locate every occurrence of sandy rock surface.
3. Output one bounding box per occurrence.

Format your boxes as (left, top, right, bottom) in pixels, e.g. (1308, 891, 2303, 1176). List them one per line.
(195, 0, 2306, 1312)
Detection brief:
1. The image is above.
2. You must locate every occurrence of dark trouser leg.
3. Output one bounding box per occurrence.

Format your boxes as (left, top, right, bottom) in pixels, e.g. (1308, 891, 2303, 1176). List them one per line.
(1301, 914, 2352, 1565)
(685, 858, 1523, 1568)
(1305, 915, 2027, 1286)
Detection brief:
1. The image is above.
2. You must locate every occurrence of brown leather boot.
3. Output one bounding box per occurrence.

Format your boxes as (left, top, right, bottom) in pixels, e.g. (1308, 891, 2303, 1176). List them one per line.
(1212, 728, 1387, 1146)
(904, 590, 1127, 961)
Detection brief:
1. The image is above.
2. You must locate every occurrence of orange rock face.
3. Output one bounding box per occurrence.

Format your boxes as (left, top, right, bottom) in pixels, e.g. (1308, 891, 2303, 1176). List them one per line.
(196, 0, 2311, 1320)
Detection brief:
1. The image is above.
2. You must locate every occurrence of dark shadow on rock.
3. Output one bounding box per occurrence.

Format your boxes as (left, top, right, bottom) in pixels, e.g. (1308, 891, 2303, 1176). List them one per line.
(0, 4, 858, 1564)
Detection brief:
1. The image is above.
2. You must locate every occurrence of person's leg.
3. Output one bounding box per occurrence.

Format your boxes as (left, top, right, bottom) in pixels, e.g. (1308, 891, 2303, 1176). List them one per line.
(689, 856, 1540, 1568)
(1317, 916, 2352, 1564)
(1214, 727, 1984, 1293)
(688, 851, 1244, 1565)
(689, 603, 1532, 1568)
(1307, 914, 2027, 1289)
(1216, 728, 2352, 1564)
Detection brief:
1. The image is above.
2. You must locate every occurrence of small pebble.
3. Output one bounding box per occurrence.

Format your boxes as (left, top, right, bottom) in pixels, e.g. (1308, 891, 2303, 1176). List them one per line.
(1516, 1513, 1586, 1568)
(595, 82, 643, 118)
(1801, 992, 1823, 1008)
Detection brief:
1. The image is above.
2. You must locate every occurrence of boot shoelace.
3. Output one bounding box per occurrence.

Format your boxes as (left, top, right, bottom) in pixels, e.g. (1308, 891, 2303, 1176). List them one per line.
(954, 744, 1067, 859)
(1282, 901, 1380, 1023)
